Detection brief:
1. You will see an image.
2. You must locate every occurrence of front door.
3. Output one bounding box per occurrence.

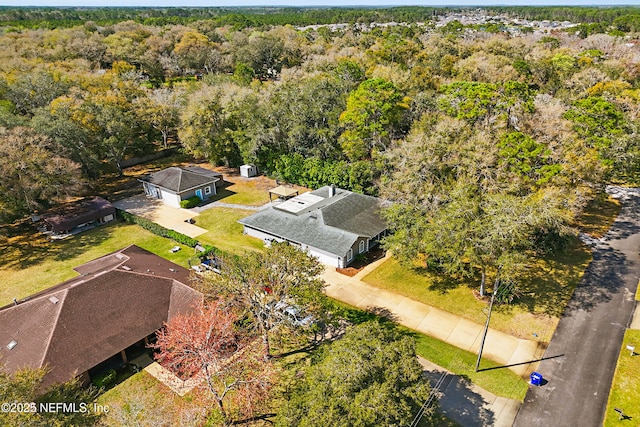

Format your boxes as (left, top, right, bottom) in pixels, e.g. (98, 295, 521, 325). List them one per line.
(195, 189, 203, 200)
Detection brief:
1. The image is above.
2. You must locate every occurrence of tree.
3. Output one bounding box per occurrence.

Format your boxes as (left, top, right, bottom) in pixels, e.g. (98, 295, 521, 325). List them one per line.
(31, 95, 102, 178)
(276, 321, 433, 427)
(151, 300, 275, 426)
(0, 367, 102, 427)
(339, 78, 409, 161)
(3, 69, 70, 116)
(0, 126, 82, 221)
(178, 84, 242, 166)
(136, 87, 185, 149)
(381, 114, 573, 296)
(197, 242, 326, 359)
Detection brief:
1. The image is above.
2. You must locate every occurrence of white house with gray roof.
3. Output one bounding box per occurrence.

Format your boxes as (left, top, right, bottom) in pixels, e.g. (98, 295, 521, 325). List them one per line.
(238, 185, 388, 268)
(139, 166, 223, 208)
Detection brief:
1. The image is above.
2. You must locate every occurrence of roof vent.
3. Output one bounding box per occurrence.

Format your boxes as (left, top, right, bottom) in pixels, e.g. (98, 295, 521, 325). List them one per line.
(121, 265, 132, 271)
(48, 296, 59, 304)
(329, 184, 336, 197)
(7, 340, 17, 350)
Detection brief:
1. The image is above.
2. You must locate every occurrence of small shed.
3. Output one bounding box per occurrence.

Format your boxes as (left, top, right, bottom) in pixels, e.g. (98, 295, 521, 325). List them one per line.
(268, 185, 299, 202)
(240, 164, 258, 178)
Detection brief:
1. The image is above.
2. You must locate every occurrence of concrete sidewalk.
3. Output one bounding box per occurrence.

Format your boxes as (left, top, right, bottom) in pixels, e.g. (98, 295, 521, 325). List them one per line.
(419, 357, 521, 427)
(321, 254, 544, 377)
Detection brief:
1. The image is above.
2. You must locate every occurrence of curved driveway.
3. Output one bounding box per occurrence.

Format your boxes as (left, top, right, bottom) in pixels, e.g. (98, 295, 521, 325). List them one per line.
(514, 187, 640, 427)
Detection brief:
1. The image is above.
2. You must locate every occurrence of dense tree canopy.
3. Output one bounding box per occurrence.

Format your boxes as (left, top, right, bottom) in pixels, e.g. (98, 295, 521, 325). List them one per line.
(276, 321, 433, 427)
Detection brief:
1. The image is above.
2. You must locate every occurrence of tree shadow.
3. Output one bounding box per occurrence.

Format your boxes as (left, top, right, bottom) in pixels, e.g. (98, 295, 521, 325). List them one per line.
(0, 221, 117, 271)
(366, 305, 400, 322)
(423, 369, 495, 427)
(516, 237, 593, 317)
(411, 265, 477, 295)
(564, 245, 628, 313)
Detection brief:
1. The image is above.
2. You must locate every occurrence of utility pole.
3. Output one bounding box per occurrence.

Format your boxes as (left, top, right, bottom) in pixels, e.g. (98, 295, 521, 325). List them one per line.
(475, 273, 500, 372)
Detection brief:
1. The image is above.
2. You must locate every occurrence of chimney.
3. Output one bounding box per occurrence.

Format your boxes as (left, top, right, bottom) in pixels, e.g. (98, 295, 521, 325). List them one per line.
(329, 184, 336, 197)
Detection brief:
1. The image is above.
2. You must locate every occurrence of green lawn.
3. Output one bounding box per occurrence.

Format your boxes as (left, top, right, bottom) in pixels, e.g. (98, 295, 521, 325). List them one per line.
(0, 221, 196, 306)
(363, 238, 591, 342)
(210, 181, 272, 206)
(574, 195, 621, 239)
(604, 329, 640, 426)
(96, 371, 212, 426)
(195, 207, 265, 255)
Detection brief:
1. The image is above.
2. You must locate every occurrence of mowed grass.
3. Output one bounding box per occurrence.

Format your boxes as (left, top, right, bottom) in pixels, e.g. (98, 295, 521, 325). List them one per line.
(363, 237, 592, 342)
(413, 333, 529, 401)
(97, 371, 212, 426)
(574, 195, 621, 238)
(604, 329, 640, 426)
(0, 221, 196, 306)
(195, 207, 265, 255)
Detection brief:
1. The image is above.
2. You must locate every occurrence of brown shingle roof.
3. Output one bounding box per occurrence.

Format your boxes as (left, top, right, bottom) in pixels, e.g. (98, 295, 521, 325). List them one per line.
(0, 245, 201, 388)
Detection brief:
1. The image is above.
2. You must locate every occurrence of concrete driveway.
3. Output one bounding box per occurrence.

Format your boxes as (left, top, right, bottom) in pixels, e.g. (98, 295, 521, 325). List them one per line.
(514, 187, 640, 427)
(113, 194, 208, 238)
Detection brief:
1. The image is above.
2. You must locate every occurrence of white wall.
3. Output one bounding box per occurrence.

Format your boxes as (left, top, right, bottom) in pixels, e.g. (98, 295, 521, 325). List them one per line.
(243, 226, 343, 267)
(159, 189, 181, 208)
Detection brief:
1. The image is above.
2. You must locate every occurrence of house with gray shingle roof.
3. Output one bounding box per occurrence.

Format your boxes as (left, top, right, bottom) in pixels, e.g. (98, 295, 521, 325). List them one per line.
(139, 166, 223, 208)
(238, 185, 388, 268)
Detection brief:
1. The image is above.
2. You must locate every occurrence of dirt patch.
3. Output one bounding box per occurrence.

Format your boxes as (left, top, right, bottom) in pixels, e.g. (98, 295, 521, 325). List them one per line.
(336, 247, 386, 276)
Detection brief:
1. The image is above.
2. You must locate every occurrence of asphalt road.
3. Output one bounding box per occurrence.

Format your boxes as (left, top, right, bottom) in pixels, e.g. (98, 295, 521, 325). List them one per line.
(514, 187, 640, 427)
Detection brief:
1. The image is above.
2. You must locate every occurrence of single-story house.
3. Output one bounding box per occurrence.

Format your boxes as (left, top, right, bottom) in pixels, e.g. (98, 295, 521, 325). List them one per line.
(238, 185, 388, 268)
(40, 197, 116, 237)
(0, 245, 201, 389)
(139, 166, 223, 208)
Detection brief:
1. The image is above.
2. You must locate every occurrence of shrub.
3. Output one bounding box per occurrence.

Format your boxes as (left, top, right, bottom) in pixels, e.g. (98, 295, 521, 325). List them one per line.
(116, 209, 201, 247)
(92, 369, 117, 388)
(180, 196, 201, 209)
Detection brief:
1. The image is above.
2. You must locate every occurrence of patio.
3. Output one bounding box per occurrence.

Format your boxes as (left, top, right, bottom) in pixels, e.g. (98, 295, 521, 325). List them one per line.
(113, 195, 208, 238)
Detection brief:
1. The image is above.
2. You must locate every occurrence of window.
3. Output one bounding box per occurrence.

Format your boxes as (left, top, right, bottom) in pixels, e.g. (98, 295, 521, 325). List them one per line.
(347, 248, 353, 262)
(359, 240, 366, 254)
(204, 186, 212, 195)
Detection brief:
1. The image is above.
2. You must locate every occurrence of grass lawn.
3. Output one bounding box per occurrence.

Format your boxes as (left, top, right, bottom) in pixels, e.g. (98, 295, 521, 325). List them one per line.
(413, 332, 529, 401)
(603, 329, 640, 426)
(574, 195, 621, 239)
(363, 237, 592, 342)
(0, 221, 197, 306)
(96, 371, 212, 426)
(195, 207, 265, 255)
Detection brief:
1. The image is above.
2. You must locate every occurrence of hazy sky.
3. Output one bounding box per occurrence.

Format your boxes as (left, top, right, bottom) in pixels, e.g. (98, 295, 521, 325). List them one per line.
(4, 1, 640, 7)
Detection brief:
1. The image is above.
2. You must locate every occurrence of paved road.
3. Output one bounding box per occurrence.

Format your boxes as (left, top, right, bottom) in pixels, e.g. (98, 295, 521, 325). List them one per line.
(514, 187, 640, 427)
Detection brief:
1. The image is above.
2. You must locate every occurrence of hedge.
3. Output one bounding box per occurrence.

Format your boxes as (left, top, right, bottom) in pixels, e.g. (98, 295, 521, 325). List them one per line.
(117, 209, 200, 247)
(180, 196, 201, 209)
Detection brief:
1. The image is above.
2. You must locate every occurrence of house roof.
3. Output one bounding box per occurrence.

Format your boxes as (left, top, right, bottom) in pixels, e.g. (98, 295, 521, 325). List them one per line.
(140, 167, 219, 194)
(43, 197, 115, 233)
(238, 186, 387, 257)
(0, 245, 201, 388)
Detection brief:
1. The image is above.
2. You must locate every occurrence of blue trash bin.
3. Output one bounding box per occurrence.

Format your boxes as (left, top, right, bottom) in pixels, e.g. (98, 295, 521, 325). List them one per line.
(530, 372, 543, 386)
